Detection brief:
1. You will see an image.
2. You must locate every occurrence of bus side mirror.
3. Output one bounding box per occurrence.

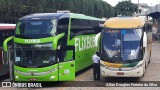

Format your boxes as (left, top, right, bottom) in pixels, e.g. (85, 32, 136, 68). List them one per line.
(0, 47, 7, 65)
(95, 33, 101, 47)
(99, 24, 104, 28)
(2, 36, 14, 64)
(143, 32, 147, 47)
(3, 51, 8, 64)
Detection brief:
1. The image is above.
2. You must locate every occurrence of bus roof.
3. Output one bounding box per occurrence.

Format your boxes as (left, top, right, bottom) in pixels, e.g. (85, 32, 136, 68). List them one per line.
(19, 13, 104, 21)
(104, 17, 145, 29)
(0, 24, 16, 30)
(69, 13, 104, 21)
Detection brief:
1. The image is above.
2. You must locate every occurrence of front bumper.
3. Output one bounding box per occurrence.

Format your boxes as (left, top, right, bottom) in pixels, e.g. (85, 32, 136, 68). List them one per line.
(100, 66, 144, 77)
(14, 72, 58, 81)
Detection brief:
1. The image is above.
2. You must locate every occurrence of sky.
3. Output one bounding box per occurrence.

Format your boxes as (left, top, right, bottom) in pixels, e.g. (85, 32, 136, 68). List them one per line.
(103, 0, 160, 6)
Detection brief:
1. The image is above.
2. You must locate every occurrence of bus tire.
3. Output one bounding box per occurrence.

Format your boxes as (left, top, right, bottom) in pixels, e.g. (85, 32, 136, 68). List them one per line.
(148, 51, 151, 64)
(148, 57, 151, 64)
(142, 72, 144, 77)
(142, 62, 146, 77)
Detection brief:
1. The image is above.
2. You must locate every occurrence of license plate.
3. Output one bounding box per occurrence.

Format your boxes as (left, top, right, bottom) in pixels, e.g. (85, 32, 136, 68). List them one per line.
(29, 78, 37, 81)
(117, 72, 124, 75)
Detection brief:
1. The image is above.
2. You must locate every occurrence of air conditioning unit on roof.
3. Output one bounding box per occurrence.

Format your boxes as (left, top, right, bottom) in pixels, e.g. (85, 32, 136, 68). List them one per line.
(57, 10, 70, 13)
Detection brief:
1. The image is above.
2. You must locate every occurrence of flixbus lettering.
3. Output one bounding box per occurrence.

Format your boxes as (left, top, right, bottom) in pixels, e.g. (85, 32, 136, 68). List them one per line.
(75, 36, 96, 52)
(25, 39, 40, 43)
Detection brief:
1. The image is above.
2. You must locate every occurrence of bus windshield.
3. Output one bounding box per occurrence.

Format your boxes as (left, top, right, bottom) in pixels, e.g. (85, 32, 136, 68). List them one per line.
(14, 43, 57, 68)
(15, 19, 56, 38)
(102, 29, 143, 63)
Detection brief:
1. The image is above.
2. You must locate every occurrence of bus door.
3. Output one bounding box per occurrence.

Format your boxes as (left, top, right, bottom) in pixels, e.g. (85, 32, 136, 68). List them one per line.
(58, 45, 75, 81)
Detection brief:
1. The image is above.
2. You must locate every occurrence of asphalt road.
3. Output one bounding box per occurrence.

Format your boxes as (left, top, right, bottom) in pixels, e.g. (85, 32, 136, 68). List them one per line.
(1, 42, 160, 90)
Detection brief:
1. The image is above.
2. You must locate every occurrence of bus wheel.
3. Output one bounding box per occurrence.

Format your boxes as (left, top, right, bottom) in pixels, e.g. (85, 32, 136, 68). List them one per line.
(142, 62, 146, 77)
(148, 51, 152, 63)
(148, 57, 151, 64)
(142, 72, 145, 77)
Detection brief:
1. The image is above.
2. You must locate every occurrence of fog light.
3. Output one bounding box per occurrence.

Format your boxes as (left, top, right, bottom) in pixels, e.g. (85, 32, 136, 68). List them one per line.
(50, 76, 55, 79)
(15, 76, 19, 79)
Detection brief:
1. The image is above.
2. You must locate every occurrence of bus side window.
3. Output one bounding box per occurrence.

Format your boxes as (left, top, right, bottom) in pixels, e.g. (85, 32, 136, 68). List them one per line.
(57, 45, 75, 62)
(90, 20, 103, 34)
(57, 18, 69, 45)
(70, 19, 100, 39)
(70, 19, 82, 39)
(0, 30, 9, 46)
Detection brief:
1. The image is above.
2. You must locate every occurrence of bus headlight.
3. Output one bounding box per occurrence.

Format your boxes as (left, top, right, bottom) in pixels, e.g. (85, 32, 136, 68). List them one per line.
(134, 64, 143, 69)
(50, 76, 55, 79)
(100, 62, 110, 69)
(15, 76, 19, 79)
(100, 63, 106, 68)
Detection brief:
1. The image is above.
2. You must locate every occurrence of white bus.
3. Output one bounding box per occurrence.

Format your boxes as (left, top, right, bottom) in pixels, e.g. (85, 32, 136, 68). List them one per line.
(99, 17, 152, 77)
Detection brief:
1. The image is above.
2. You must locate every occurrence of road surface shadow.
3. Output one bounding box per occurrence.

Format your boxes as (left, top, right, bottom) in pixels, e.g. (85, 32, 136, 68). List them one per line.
(101, 77, 141, 82)
(76, 65, 92, 76)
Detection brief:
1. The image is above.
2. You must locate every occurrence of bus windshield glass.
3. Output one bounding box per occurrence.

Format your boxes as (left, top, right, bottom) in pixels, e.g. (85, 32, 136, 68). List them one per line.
(102, 29, 143, 63)
(15, 19, 56, 38)
(14, 43, 56, 68)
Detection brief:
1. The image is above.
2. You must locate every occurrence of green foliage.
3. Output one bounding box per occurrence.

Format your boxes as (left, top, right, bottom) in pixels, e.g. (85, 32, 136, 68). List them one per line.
(0, 0, 114, 18)
(115, 1, 138, 16)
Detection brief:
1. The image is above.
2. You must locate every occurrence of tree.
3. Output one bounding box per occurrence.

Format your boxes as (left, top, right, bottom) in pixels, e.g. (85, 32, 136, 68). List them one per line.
(115, 1, 138, 16)
(0, 0, 115, 23)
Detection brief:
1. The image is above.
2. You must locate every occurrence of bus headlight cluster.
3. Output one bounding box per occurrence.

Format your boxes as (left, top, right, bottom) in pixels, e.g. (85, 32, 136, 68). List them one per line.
(15, 70, 20, 73)
(45, 68, 57, 75)
(100, 62, 110, 69)
(15, 70, 31, 76)
(32, 68, 57, 76)
(100, 63, 106, 68)
(133, 64, 143, 69)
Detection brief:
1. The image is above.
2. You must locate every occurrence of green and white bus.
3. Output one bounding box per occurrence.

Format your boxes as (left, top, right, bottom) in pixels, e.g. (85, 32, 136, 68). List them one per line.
(3, 12, 104, 81)
(99, 17, 152, 78)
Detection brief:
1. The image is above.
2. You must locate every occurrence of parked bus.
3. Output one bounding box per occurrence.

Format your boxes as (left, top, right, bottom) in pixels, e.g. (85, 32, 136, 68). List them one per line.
(0, 24, 15, 76)
(3, 12, 105, 81)
(99, 17, 152, 78)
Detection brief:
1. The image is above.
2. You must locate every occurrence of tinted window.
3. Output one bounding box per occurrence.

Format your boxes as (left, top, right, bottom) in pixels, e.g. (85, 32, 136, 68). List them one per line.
(15, 19, 57, 38)
(70, 18, 103, 39)
(0, 30, 14, 46)
(57, 18, 69, 45)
